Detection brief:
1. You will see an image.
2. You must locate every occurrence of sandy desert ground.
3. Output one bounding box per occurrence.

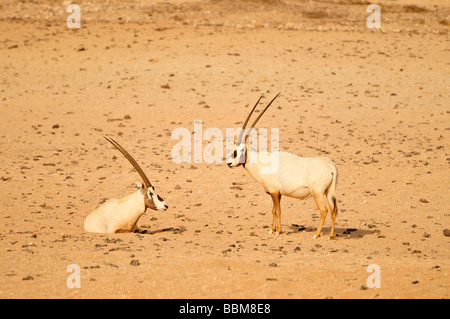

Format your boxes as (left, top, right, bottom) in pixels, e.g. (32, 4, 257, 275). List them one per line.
(0, 0, 449, 299)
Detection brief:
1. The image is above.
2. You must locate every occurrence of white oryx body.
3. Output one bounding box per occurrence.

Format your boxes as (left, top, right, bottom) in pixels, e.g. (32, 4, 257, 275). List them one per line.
(245, 150, 337, 200)
(84, 137, 168, 234)
(84, 184, 167, 234)
(227, 93, 339, 238)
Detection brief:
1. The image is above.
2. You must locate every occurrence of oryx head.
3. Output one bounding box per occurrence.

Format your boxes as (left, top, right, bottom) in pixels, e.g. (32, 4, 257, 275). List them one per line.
(104, 136, 168, 211)
(227, 92, 280, 168)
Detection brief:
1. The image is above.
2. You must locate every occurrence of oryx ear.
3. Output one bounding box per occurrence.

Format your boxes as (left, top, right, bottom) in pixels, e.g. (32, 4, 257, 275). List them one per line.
(135, 181, 145, 193)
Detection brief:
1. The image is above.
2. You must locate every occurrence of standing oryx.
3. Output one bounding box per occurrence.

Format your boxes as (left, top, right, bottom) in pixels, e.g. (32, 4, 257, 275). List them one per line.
(84, 137, 168, 234)
(226, 93, 338, 239)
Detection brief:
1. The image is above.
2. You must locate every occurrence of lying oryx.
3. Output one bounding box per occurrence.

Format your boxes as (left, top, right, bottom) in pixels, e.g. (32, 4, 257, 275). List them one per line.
(226, 93, 338, 238)
(84, 137, 168, 234)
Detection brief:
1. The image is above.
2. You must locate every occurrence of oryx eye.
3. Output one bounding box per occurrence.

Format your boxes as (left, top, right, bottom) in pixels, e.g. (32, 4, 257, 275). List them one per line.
(157, 194, 163, 201)
(232, 150, 237, 158)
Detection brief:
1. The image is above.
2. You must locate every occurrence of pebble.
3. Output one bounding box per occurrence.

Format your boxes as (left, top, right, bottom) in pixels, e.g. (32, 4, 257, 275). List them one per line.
(130, 259, 140, 266)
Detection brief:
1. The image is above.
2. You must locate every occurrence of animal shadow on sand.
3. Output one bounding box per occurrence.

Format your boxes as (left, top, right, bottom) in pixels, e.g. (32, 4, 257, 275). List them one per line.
(138, 226, 187, 235)
(287, 224, 379, 239)
(137, 225, 376, 238)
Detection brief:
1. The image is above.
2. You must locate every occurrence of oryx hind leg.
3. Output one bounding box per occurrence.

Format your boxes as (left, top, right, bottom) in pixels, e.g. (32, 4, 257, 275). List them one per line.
(115, 229, 131, 233)
(313, 192, 328, 239)
(326, 193, 337, 239)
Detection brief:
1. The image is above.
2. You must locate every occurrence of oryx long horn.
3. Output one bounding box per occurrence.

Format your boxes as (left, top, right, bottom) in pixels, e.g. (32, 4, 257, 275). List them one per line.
(248, 92, 281, 131)
(237, 95, 263, 145)
(104, 136, 152, 188)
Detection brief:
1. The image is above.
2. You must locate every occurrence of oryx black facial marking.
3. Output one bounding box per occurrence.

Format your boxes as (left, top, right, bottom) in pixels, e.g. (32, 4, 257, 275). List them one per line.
(225, 92, 340, 239)
(104, 136, 168, 212)
(84, 137, 169, 234)
(227, 93, 280, 169)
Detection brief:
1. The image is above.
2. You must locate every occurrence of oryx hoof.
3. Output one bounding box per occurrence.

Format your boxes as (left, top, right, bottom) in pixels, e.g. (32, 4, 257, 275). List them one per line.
(313, 234, 320, 239)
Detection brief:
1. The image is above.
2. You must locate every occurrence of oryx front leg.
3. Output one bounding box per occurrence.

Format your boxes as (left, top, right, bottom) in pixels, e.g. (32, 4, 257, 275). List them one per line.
(313, 192, 328, 239)
(268, 200, 276, 234)
(131, 223, 143, 233)
(268, 192, 282, 235)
